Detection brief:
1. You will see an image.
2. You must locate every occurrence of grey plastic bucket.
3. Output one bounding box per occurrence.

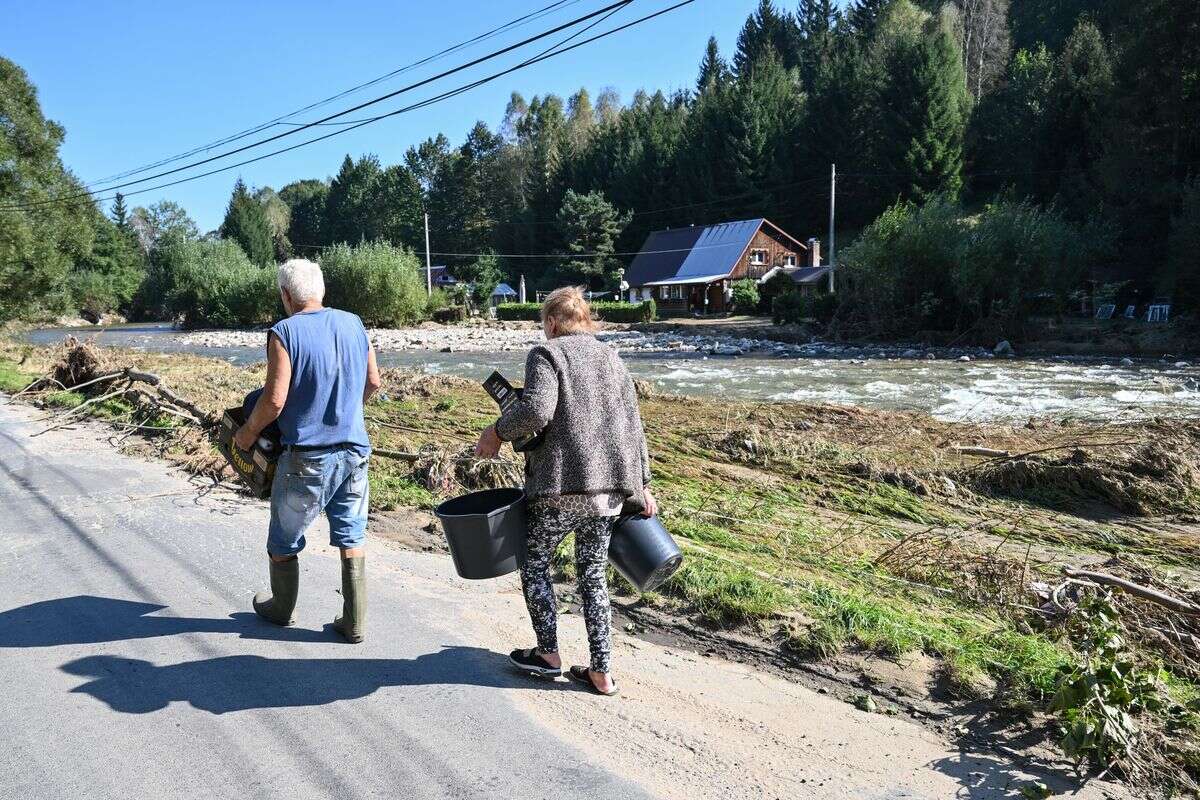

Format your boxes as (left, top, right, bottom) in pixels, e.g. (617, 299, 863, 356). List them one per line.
(434, 488, 527, 579)
(609, 514, 683, 592)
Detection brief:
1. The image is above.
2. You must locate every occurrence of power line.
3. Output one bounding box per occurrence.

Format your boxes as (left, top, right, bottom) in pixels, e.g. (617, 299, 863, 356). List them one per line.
(1, 0, 637, 211)
(0, 0, 697, 213)
(85, 0, 584, 187)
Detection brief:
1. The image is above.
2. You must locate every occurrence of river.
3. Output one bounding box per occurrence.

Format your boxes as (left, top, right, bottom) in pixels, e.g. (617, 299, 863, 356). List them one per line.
(24, 323, 1200, 424)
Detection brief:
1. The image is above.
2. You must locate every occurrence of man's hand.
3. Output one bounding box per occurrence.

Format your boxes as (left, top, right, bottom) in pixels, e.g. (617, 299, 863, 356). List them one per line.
(641, 487, 658, 518)
(474, 424, 503, 459)
(233, 424, 259, 452)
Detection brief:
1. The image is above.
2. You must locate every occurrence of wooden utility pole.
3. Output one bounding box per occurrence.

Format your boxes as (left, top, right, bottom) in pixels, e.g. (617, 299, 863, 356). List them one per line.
(424, 212, 432, 296)
(828, 163, 836, 294)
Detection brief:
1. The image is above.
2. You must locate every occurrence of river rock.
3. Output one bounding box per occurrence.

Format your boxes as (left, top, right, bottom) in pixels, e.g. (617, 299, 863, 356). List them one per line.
(958, 355, 972, 363)
(901, 349, 922, 359)
(1120, 357, 1135, 366)
(993, 340, 1015, 357)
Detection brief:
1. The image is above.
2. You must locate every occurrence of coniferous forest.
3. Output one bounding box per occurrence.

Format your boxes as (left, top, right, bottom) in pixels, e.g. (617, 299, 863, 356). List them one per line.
(2, 0, 1198, 338)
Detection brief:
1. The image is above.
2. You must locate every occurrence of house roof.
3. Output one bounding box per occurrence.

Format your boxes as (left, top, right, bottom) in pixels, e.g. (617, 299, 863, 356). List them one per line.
(789, 266, 831, 284)
(492, 282, 518, 296)
(627, 218, 767, 286)
(626, 218, 808, 286)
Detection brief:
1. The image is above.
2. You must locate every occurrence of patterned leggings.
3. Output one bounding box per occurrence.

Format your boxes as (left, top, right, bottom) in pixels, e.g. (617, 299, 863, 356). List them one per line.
(520, 503, 617, 674)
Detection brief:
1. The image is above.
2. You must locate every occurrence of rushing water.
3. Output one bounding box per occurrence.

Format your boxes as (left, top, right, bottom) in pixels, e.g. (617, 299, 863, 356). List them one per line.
(24, 323, 1200, 424)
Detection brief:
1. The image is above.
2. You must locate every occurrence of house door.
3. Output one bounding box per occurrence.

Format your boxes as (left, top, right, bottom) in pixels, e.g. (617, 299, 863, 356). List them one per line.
(688, 285, 703, 313)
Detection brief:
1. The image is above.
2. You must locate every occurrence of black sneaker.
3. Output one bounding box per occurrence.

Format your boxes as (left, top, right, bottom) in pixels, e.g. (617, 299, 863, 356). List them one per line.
(509, 648, 562, 677)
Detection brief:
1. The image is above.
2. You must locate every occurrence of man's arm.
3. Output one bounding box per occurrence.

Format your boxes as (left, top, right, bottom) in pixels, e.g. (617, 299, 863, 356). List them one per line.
(234, 333, 291, 450)
(363, 342, 382, 404)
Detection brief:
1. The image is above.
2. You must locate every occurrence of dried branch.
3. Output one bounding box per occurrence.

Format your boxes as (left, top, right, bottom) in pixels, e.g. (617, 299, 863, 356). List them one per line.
(1062, 566, 1200, 615)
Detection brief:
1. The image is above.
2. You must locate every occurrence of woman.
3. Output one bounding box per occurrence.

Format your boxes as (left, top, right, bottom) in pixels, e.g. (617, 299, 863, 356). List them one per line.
(475, 287, 657, 697)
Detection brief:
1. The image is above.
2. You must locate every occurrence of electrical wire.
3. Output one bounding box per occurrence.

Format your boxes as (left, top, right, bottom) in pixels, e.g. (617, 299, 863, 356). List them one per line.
(85, 0, 584, 186)
(1, 0, 697, 213)
(1, 0, 637, 211)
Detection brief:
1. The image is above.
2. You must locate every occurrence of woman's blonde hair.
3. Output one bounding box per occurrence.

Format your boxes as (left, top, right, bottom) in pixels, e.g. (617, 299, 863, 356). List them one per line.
(540, 286, 596, 336)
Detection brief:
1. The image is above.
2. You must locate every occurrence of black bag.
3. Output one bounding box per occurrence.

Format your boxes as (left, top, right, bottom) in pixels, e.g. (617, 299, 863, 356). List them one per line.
(482, 371, 545, 453)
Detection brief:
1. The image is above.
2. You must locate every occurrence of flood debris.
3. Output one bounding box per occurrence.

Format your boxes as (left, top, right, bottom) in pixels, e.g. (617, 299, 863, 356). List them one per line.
(965, 442, 1199, 516)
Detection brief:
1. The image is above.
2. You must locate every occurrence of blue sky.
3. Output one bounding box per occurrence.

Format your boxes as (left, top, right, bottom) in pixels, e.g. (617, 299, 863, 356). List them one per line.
(5, 1, 762, 231)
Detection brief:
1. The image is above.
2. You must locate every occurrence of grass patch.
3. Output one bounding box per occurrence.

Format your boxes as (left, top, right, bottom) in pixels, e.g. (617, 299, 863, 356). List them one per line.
(369, 473, 437, 511)
(0, 360, 36, 393)
(665, 551, 792, 625)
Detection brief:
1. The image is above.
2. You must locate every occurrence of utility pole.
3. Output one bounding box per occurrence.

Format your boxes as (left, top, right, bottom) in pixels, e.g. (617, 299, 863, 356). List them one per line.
(424, 212, 432, 296)
(828, 163, 836, 294)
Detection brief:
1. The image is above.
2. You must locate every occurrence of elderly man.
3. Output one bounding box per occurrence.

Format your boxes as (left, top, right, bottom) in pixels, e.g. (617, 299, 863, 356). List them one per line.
(234, 258, 382, 643)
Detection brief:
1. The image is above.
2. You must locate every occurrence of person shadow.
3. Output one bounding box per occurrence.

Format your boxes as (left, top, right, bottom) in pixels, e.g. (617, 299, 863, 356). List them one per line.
(0, 595, 335, 647)
(1, 596, 570, 714)
(62, 647, 557, 715)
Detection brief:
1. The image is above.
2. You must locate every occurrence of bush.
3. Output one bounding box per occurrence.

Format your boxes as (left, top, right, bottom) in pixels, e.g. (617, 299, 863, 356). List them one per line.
(432, 305, 467, 324)
(758, 271, 794, 314)
(592, 300, 656, 323)
(772, 290, 806, 325)
(731, 279, 759, 314)
(840, 195, 1110, 337)
(321, 241, 427, 327)
(165, 239, 279, 329)
(495, 303, 541, 321)
(68, 270, 121, 320)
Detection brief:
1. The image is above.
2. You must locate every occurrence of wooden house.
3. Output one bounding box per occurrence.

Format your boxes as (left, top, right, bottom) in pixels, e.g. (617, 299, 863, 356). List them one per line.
(624, 218, 825, 314)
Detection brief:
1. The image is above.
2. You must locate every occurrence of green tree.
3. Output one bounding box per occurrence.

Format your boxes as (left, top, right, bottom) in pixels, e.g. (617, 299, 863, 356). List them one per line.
(278, 179, 328, 252)
(324, 154, 383, 245)
(219, 178, 275, 267)
(253, 186, 291, 261)
(726, 49, 803, 218)
(875, 6, 970, 202)
(0, 57, 97, 321)
(1168, 181, 1200, 313)
(846, 0, 891, 39)
(128, 200, 198, 255)
(696, 36, 730, 93)
(556, 189, 631, 288)
(733, 0, 799, 76)
(111, 193, 130, 232)
(1040, 20, 1112, 216)
(73, 214, 144, 317)
(455, 251, 504, 308)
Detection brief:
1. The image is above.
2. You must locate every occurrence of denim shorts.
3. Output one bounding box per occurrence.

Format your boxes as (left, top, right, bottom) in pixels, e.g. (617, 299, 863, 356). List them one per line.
(267, 447, 370, 556)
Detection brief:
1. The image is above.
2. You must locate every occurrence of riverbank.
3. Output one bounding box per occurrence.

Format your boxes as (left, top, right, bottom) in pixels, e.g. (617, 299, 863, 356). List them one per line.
(1, 336, 1198, 793)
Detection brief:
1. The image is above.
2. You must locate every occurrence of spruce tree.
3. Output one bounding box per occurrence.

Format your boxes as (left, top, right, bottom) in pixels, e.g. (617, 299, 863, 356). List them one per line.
(847, 0, 890, 39)
(219, 178, 275, 267)
(111, 193, 129, 231)
(733, 1, 798, 77)
(696, 36, 730, 93)
(877, 18, 969, 202)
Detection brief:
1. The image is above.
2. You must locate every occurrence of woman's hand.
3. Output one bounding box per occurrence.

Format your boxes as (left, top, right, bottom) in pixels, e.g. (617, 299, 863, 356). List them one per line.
(641, 487, 658, 518)
(474, 424, 503, 458)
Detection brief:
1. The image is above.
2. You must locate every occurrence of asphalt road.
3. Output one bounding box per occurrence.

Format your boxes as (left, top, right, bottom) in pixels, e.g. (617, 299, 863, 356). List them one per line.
(0, 404, 651, 800)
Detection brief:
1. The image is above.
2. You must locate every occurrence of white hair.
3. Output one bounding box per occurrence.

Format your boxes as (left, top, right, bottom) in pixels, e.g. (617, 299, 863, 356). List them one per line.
(277, 258, 325, 304)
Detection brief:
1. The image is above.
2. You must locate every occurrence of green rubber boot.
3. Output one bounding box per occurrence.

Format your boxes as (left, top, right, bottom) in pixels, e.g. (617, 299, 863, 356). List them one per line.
(333, 556, 366, 643)
(253, 558, 299, 626)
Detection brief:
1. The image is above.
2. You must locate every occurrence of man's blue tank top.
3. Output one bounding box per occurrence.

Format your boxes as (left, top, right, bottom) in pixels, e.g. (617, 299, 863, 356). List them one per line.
(269, 308, 371, 453)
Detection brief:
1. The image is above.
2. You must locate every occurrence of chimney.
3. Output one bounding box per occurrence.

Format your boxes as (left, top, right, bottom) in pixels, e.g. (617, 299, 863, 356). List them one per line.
(807, 237, 821, 268)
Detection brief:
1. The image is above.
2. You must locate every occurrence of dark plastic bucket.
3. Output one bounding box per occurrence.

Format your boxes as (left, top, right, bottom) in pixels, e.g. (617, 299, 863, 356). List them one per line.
(434, 488, 527, 579)
(609, 514, 683, 592)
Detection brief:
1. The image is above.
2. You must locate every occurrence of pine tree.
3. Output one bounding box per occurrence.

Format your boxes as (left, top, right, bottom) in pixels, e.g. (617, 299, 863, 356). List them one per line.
(111, 193, 129, 231)
(726, 49, 803, 218)
(279, 179, 329, 252)
(557, 189, 631, 288)
(877, 17, 970, 202)
(324, 154, 384, 245)
(219, 178, 275, 267)
(733, 0, 799, 77)
(847, 0, 890, 39)
(696, 36, 730, 93)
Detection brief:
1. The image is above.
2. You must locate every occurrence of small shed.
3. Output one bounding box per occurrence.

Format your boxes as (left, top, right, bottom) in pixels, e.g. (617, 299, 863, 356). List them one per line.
(490, 283, 519, 306)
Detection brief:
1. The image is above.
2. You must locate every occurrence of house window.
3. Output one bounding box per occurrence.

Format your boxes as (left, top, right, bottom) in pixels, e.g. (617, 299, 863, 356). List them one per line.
(659, 286, 670, 300)
(783, 254, 797, 267)
(749, 249, 768, 266)
(669, 286, 683, 301)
